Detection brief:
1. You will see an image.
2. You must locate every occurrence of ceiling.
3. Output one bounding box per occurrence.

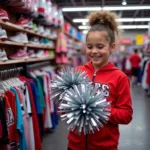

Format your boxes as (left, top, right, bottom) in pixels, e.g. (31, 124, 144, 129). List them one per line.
(51, 0, 150, 31)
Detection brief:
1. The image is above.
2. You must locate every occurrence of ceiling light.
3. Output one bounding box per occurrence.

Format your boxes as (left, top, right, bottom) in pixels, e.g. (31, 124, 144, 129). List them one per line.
(73, 18, 150, 23)
(62, 6, 150, 12)
(73, 19, 88, 23)
(118, 25, 149, 29)
(122, 0, 127, 5)
(83, 30, 88, 34)
(79, 26, 90, 30)
(62, 7, 101, 12)
(79, 25, 149, 30)
(103, 6, 150, 11)
(82, 22, 87, 25)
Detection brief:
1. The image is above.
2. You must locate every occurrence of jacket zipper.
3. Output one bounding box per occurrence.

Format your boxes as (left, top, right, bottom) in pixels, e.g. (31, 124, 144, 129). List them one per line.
(85, 71, 97, 150)
(92, 71, 97, 83)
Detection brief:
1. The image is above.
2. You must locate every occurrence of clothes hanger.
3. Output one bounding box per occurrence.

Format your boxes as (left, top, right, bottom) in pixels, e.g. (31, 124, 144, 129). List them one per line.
(0, 71, 10, 91)
(29, 69, 37, 78)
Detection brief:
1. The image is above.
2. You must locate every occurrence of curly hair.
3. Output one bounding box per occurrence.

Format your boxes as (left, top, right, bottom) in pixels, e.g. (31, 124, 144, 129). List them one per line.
(87, 11, 119, 44)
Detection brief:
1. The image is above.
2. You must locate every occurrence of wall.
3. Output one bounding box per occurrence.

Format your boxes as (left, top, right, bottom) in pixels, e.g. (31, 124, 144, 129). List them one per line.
(120, 30, 147, 41)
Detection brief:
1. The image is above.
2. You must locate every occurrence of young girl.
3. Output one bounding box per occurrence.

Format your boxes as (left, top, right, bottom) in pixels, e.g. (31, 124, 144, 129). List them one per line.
(68, 11, 133, 150)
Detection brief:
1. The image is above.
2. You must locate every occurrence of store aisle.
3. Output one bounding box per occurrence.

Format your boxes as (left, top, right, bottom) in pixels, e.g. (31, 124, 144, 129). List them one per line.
(42, 86, 150, 150)
(119, 86, 150, 150)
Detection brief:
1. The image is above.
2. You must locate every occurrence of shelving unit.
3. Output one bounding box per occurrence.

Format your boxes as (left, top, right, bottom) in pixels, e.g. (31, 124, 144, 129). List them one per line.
(64, 31, 81, 42)
(0, 41, 55, 49)
(0, 56, 55, 65)
(0, 20, 57, 41)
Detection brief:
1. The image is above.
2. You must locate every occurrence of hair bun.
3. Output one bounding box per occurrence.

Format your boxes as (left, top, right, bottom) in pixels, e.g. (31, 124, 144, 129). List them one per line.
(88, 11, 119, 36)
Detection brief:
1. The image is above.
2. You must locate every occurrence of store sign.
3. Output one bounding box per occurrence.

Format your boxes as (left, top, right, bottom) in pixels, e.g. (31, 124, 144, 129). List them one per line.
(120, 38, 131, 44)
(143, 34, 149, 44)
(136, 34, 143, 45)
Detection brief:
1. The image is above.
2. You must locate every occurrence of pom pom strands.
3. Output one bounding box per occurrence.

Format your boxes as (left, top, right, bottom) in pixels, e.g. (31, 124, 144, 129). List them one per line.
(51, 68, 89, 104)
(59, 84, 111, 135)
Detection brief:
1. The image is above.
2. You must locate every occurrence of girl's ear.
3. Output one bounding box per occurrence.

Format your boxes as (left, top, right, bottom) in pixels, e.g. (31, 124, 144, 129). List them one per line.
(110, 43, 115, 54)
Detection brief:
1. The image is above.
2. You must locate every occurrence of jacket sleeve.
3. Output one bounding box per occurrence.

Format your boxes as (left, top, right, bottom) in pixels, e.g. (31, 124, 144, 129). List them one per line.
(109, 76, 133, 125)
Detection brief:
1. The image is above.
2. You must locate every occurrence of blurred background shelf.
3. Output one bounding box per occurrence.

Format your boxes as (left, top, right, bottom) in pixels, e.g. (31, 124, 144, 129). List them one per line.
(0, 56, 55, 65)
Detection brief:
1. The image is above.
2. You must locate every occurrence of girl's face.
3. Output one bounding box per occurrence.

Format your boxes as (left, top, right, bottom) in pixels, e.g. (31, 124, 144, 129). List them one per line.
(86, 31, 115, 71)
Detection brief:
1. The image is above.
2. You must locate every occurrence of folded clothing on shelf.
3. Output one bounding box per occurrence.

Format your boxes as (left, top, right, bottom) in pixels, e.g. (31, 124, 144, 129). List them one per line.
(0, 49, 8, 61)
(32, 23, 38, 31)
(0, 8, 9, 21)
(27, 49, 36, 58)
(0, 27, 8, 40)
(35, 50, 45, 58)
(9, 49, 29, 60)
(29, 37, 40, 44)
(9, 32, 28, 43)
(38, 25, 44, 33)
(15, 16, 29, 28)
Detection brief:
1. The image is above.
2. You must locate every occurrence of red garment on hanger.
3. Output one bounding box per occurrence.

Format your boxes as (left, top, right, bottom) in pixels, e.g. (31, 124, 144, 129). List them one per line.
(146, 62, 150, 85)
(5, 91, 19, 150)
(25, 82, 42, 150)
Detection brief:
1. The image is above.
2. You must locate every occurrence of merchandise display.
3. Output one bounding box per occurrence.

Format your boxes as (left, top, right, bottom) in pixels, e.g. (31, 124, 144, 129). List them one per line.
(0, 27, 8, 40)
(15, 16, 29, 28)
(0, 49, 8, 61)
(0, 66, 58, 150)
(9, 32, 29, 43)
(0, 9, 9, 21)
(0, 1, 86, 150)
(9, 49, 29, 60)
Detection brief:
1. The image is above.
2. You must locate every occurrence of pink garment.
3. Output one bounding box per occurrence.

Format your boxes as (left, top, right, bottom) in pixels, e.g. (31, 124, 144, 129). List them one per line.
(56, 33, 68, 53)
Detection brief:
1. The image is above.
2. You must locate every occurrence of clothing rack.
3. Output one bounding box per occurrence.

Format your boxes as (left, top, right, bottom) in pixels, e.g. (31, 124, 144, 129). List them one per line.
(26, 61, 51, 69)
(0, 67, 23, 80)
(143, 52, 150, 57)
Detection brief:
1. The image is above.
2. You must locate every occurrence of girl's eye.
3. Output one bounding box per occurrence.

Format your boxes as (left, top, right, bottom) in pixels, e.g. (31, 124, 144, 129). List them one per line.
(87, 45, 92, 49)
(97, 45, 104, 49)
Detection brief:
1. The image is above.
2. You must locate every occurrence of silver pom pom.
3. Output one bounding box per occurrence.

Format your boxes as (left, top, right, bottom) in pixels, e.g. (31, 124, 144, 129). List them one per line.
(51, 68, 89, 104)
(59, 84, 111, 135)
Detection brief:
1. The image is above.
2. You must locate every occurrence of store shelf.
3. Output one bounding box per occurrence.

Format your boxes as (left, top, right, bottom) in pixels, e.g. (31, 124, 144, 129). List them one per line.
(26, 43, 55, 49)
(64, 31, 81, 42)
(0, 56, 55, 65)
(0, 20, 25, 32)
(0, 20, 57, 41)
(0, 41, 25, 46)
(0, 41, 55, 49)
(25, 29, 57, 41)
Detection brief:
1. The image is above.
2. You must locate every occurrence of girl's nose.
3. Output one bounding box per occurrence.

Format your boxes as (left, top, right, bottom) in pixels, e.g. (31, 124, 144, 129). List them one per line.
(91, 48, 98, 54)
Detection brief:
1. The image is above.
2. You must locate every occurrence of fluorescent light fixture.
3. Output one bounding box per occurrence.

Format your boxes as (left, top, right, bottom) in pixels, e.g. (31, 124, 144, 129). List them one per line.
(82, 22, 87, 25)
(83, 30, 88, 34)
(62, 6, 150, 12)
(118, 25, 149, 29)
(73, 19, 88, 23)
(62, 7, 101, 12)
(79, 26, 90, 30)
(73, 18, 150, 23)
(134, 18, 150, 22)
(79, 25, 149, 30)
(103, 6, 150, 11)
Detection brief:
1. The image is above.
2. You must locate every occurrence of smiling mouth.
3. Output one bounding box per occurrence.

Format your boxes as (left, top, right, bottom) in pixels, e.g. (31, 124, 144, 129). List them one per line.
(91, 56, 101, 61)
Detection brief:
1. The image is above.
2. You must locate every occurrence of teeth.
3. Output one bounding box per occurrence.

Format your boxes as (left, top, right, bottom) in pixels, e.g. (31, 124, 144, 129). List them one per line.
(93, 56, 100, 58)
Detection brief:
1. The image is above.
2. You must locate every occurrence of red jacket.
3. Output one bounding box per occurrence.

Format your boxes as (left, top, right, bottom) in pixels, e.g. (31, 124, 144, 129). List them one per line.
(68, 61, 133, 150)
